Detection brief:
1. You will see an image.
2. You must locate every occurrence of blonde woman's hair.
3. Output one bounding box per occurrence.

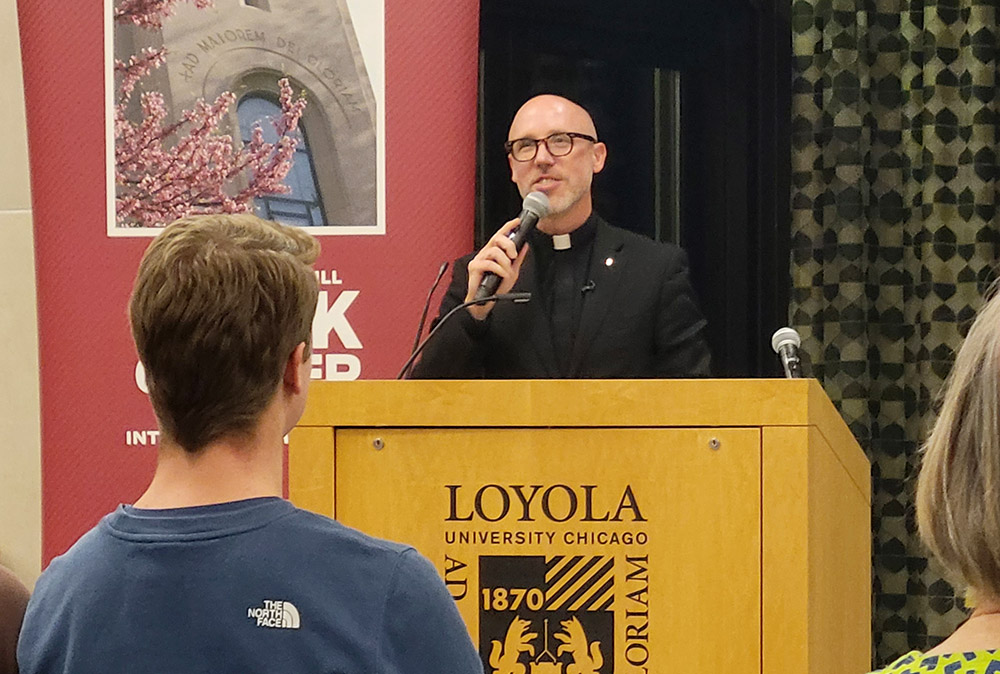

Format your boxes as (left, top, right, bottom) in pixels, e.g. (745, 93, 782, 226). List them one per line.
(129, 214, 320, 452)
(918, 289, 1000, 599)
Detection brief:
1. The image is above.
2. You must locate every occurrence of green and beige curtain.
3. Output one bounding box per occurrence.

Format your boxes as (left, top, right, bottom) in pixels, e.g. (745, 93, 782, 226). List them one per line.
(790, 0, 1000, 664)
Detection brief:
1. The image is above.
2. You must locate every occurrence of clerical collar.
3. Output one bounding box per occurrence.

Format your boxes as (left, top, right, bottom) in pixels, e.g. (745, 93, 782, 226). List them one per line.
(530, 214, 598, 251)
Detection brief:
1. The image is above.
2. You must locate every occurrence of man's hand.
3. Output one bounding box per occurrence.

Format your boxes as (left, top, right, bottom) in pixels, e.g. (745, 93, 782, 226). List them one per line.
(465, 218, 530, 321)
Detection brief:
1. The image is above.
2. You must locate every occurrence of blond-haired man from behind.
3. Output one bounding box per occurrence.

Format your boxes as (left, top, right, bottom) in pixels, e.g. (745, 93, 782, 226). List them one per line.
(17, 214, 483, 674)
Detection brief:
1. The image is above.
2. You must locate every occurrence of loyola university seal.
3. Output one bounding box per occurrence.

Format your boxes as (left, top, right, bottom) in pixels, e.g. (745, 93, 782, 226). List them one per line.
(480, 555, 613, 674)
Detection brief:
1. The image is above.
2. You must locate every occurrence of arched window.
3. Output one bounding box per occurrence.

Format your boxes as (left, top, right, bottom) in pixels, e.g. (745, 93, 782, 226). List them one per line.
(237, 94, 326, 227)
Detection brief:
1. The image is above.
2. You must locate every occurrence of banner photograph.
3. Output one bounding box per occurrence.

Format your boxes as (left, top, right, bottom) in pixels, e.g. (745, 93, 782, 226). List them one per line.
(107, 0, 384, 235)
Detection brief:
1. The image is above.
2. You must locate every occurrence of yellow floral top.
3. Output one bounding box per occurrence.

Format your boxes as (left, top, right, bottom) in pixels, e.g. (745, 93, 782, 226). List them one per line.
(871, 650, 1000, 673)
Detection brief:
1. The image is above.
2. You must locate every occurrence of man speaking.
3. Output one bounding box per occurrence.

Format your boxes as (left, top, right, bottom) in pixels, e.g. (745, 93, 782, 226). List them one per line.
(412, 94, 711, 379)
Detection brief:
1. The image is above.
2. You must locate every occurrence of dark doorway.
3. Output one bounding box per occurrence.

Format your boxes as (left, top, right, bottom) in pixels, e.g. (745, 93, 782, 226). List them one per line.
(478, 0, 791, 377)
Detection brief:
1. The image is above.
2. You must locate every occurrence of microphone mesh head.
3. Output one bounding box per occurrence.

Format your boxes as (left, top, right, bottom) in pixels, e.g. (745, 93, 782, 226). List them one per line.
(522, 191, 550, 218)
(771, 327, 802, 353)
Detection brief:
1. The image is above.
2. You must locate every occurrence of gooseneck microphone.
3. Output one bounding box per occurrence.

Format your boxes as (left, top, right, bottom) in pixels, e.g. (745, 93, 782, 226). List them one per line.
(411, 261, 450, 355)
(771, 327, 803, 379)
(473, 191, 550, 301)
(397, 292, 532, 379)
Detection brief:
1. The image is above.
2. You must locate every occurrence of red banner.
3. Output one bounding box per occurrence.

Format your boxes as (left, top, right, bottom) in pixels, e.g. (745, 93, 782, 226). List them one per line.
(17, 0, 479, 563)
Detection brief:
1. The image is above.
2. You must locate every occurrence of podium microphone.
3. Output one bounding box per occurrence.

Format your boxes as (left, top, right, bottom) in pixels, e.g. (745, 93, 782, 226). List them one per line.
(771, 327, 803, 379)
(473, 191, 550, 301)
(411, 261, 450, 354)
(397, 292, 532, 379)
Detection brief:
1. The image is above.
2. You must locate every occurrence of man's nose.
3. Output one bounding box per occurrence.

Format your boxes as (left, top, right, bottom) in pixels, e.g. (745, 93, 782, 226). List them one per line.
(534, 141, 556, 164)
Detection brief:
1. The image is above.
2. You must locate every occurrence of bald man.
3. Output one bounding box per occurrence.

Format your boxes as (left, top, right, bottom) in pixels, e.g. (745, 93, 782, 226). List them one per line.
(412, 94, 711, 379)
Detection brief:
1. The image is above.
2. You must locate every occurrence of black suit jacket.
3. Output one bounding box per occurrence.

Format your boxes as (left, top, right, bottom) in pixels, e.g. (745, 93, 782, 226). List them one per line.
(411, 217, 711, 379)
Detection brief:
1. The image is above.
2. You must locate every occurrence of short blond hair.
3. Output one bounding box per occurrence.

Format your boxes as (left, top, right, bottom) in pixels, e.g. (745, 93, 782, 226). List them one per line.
(129, 214, 319, 452)
(918, 289, 1000, 600)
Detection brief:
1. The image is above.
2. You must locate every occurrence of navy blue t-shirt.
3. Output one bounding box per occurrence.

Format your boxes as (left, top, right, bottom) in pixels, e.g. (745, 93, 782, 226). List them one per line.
(18, 497, 483, 674)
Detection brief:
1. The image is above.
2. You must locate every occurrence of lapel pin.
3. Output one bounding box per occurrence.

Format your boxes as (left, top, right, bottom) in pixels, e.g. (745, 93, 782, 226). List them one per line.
(604, 257, 614, 267)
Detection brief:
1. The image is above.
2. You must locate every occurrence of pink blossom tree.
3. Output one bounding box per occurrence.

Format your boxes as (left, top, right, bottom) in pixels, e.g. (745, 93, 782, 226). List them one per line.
(114, 0, 307, 227)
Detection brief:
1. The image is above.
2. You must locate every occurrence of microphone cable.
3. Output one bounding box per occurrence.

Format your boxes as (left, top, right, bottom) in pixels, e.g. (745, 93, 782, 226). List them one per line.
(397, 292, 531, 379)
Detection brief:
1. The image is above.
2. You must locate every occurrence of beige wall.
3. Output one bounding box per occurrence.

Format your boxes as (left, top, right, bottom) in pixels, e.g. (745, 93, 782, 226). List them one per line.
(0, 0, 42, 587)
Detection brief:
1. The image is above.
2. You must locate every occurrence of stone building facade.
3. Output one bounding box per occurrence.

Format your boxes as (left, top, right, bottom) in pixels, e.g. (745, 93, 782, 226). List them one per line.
(116, 0, 377, 229)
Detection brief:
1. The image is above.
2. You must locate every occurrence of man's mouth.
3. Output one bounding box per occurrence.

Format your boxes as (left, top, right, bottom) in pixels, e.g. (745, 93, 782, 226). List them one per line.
(533, 176, 560, 191)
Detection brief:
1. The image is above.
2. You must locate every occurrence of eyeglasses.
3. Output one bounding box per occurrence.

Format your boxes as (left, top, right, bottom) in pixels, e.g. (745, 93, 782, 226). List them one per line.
(504, 132, 597, 162)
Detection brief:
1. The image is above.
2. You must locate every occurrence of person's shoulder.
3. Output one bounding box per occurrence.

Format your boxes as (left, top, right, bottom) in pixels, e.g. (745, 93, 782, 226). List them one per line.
(456, 250, 477, 264)
(27, 513, 120, 605)
(276, 510, 440, 580)
(867, 650, 922, 673)
(42, 513, 117, 571)
(439, 251, 475, 286)
(868, 650, 1000, 673)
(595, 219, 688, 280)
(279, 506, 413, 557)
(276, 509, 439, 599)
(597, 219, 685, 257)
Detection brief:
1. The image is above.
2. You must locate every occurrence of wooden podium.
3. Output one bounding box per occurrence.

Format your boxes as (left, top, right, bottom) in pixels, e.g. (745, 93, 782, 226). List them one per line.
(289, 379, 871, 674)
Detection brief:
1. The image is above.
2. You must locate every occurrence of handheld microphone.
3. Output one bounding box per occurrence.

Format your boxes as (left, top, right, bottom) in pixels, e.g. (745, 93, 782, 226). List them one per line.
(473, 191, 550, 301)
(397, 292, 532, 379)
(771, 327, 803, 379)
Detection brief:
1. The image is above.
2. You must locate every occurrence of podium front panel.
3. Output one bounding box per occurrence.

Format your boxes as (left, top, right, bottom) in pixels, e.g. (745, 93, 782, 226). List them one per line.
(332, 426, 761, 673)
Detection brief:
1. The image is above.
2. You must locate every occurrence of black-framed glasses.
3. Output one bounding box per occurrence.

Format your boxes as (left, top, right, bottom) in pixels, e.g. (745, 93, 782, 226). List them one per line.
(504, 132, 597, 162)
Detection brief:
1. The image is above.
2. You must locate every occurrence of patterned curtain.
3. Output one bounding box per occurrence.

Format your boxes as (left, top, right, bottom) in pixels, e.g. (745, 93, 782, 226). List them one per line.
(790, 0, 1000, 665)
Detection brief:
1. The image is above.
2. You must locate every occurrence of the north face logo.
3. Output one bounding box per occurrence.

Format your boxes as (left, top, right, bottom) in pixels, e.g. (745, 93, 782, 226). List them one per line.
(247, 600, 301, 629)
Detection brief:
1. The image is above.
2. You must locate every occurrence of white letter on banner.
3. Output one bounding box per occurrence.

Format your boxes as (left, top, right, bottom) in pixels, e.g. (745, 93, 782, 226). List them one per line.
(312, 290, 362, 350)
(324, 354, 361, 381)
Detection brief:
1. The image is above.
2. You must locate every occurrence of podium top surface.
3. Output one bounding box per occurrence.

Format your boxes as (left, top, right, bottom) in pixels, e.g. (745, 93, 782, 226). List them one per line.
(297, 379, 870, 507)
(301, 378, 853, 437)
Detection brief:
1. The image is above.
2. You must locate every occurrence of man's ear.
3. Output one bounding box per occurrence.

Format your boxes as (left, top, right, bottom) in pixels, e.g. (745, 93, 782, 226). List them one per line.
(283, 342, 308, 394)
(592, 142, 608, 174)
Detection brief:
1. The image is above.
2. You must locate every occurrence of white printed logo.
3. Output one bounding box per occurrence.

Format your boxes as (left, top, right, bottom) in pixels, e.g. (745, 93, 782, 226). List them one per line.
(247, 600, 301, 629)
